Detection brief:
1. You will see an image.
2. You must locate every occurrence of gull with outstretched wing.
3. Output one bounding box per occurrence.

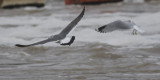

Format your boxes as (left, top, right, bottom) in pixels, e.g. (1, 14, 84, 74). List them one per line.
(15, 7, 85, 47)
(96, 20, 145, 35)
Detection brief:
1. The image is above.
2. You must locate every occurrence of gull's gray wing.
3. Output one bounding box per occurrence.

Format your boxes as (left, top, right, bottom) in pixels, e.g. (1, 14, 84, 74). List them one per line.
(15, 36, 60, 47)
(59, 7, 85, 36)
(96, 20, 133, 33)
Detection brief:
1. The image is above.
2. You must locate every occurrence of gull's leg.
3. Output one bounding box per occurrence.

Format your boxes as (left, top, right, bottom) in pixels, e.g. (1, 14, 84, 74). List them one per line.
(132, 29, 137, 35)
(132, 29, 135, 35)
(135, 29, 137, 35)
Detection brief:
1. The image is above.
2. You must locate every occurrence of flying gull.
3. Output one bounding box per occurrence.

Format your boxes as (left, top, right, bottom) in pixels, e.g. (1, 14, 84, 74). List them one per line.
(15, 7, 85, 47)
(95, 20, 145, 35)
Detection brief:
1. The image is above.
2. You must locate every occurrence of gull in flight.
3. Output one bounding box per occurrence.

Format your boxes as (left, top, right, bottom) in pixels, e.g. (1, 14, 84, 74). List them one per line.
(15, 7, 85, 47)
(96, 20, 145, 35)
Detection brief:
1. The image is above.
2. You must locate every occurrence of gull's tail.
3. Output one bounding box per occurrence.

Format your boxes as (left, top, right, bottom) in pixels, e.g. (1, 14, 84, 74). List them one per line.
(133, 25, 145, 33)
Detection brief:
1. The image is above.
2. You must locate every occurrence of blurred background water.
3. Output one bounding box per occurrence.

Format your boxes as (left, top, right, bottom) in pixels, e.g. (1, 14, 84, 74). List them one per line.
(0, 0, 160, 80)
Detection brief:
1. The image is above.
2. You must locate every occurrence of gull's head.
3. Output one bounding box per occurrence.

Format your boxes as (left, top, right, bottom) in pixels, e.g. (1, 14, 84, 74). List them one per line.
(126, 20, 136, 24)
(127, 20, 132, 22)
(55, 40, 61, 44)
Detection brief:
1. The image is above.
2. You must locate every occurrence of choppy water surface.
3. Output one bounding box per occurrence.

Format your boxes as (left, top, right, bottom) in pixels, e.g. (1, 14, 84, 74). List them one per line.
(0, 0, 160, 80)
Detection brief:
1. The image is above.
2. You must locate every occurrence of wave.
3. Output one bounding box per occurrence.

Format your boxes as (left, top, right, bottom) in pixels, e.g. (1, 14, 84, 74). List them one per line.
(0, 10, 160, 48)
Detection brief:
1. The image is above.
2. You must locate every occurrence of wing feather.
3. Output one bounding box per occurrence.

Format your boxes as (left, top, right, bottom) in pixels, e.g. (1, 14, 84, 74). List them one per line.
(15, 38, 57, 47)
(96, 20, 123, 33)
(59, 7, 85, 36)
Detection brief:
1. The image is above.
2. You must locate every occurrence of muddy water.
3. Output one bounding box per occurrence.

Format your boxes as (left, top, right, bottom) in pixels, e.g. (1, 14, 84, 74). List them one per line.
(0, 0, 160, 80)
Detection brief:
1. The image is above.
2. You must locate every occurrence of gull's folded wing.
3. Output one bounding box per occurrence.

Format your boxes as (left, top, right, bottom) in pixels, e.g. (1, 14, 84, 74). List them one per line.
(96, 20, 126, 33)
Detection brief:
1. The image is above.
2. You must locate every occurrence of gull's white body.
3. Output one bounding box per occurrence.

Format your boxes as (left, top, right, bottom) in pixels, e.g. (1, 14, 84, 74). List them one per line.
(60, 37, 72, 44)
(133, 25, 145, 33)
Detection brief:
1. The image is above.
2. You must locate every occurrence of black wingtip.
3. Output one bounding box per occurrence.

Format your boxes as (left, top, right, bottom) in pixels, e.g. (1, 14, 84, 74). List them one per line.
(83, 6, 85, 11)
(81, 6, 85, 15)
(60, 36, 75, 46)
(15, 44, 30, 47)
(95, 25, 106, 33)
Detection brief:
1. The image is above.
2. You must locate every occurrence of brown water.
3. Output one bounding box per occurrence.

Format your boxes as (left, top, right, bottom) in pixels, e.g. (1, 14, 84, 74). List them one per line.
(0, 0, 160, 80)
